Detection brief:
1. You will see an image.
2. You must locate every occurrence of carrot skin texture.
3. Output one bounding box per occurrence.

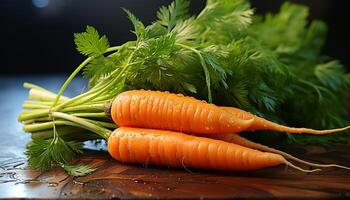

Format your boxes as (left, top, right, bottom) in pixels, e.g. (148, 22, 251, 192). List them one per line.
(221, 107, 350, 134)
(107, 127, 285, 171)
(111, 90, 254, 134)
(112, 90, 349, 135)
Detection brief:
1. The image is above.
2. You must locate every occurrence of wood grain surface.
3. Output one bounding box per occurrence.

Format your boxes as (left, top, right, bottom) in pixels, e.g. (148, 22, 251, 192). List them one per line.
(1, 76, 350, 199)
(1, 145, 350, 199)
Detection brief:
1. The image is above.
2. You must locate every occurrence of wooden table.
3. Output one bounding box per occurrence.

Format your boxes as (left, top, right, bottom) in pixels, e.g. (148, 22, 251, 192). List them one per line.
(1, 75, 350, 199)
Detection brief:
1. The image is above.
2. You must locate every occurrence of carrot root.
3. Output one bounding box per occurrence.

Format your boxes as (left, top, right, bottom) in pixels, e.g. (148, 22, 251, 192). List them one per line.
(221, 107, 350, 135)
(207, 133, 350, 170)
(284, 160, 321, 173)
(111, 90, 255, 134)
(108, 127, 323, 173)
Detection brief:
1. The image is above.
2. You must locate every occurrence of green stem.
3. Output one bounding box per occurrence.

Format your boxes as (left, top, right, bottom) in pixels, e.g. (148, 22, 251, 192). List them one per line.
(24, 83, 60, 96)
(29, 89, 68, 102)
(53, 50, 136, 111)
(71, 112, 107, 118)
(24, 101, 54, 106)
(84, 119, 117, 129)
(23, 104, 50, 109)
(23, 117, 51, 124)
(51, 57, 93, 107)
(61, 103, 105, 112)
(18, 109, 50, 121)
(51, 112, 111, 139)
(23, 120, 83, 132)
(31, 127, 99, 141)
(51, 45, 122, 108)
(106, 46, 122, 53)
(70, 52, 138, 107)
(177, 43, 212, 102)
(51, 75, 113, 111)
(92, 94, 111, 102)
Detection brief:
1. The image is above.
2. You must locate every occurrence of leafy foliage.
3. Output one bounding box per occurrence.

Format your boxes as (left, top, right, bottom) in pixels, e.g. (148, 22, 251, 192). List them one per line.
(123, 8, 145, 40)
(157, 0, 190, 30)
(249, 2, 350, 144)
(315, 61, 346, 91)
(22, 0, 350, 176)
(25, 122, 96, 176)
(83, 56, 117, 87)
(74, 0, 349, 144)
(74, 26, 109, 57)
(197, 0, 253, 43)
(63, 163, 96, 177)
(26, 137, 83, 170)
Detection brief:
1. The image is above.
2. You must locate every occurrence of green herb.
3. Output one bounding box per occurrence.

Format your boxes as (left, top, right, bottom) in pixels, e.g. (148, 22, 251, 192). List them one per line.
(74, 26, 110, 57)
(25, 120, 95, 175)
(19, 0, 350, 175)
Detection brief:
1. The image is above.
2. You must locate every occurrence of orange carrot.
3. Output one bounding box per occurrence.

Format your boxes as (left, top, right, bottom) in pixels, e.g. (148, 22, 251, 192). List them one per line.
(108, 127, 319, 172)
(111, 90, 350, 135)
(111, 90, 254, 134)
(221, 107, 350, 134)
(206, 133, 350, 170)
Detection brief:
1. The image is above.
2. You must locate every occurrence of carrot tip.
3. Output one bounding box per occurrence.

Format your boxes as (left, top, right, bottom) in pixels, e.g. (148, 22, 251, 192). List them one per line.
(319, 164, 350, 170)
(285, 160, 321, 173)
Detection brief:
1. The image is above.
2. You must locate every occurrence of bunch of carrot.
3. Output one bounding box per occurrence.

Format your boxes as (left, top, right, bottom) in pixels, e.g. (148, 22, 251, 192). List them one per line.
(107, 90, 350, 172)
(17, 0, 350, 176)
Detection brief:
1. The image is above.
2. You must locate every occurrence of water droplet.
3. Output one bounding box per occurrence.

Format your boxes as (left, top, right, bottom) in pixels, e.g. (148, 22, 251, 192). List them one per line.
(48, 182, 58, 187)
(167, 187, 172, 191)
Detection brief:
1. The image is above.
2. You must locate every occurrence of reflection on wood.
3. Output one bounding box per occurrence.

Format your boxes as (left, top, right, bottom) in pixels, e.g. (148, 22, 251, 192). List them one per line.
(0, 144, 350, 199)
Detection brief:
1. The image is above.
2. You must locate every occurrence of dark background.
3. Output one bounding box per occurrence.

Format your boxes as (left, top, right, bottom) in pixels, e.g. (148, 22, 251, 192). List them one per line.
(1, 0, 349, 74)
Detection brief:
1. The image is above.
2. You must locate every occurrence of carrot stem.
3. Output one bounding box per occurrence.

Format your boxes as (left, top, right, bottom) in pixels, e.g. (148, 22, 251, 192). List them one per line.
(18, 109, 50, 121)
(51, 45, 122, 108)
(51, 112, 111, 139)
(71, 112, 108, 118)
(23, 120, 83, 132)
(61, 104, 105, 112)
(28, 89, 67, 102)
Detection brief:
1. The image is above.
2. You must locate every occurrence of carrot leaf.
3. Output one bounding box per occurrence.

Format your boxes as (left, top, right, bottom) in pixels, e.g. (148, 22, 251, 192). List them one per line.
(157, 0, 190, 30)
(123, 8, 145, 40)
(74, 25, 110, 57)
(25, 137, 84, 172)
(62, 163, 96, 177)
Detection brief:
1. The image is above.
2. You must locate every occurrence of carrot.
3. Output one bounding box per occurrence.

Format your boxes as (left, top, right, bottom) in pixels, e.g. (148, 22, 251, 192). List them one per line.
(108, 127, 319, 172)
(111, 90, 350, 135)
(221, 107, 350, 134)
(111, 90, 254, 134)
(206, 133, 350, 170)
